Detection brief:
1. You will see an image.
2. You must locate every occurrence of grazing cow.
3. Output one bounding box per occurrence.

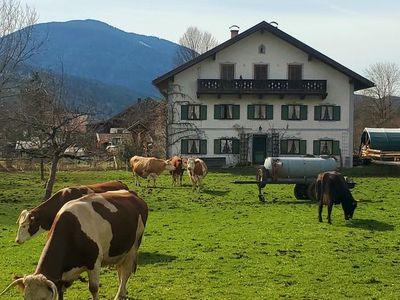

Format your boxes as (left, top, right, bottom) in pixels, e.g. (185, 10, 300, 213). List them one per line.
(1, 190, 148, 300)
(168, 156, 186, 186)
(15, 180, 129, 244)
(129, 155, 175, 187)
(187, 158, 208, 192)
(316, 171, 357, 224)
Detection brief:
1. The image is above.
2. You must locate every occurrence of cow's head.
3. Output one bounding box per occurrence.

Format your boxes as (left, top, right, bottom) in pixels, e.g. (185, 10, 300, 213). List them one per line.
(0, 274, 58, 300)
(15, 210, 42, 244)
(343, 198, 358, 220)
(187, 158, 196, 171)
(164, 160, 176, 171)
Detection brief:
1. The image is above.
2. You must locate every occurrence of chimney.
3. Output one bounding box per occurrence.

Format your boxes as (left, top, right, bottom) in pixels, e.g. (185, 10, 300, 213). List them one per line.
(229, 25, 240, 38)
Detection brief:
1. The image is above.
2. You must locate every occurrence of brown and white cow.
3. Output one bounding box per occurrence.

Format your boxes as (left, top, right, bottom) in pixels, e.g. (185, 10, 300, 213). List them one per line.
(129, 155, 175, 187)
(316, 171, 357, 224)
(187, 158, 208, 192)
(1, 190, 148, 300)
(167, 156, 187, 186)
(15, 180, 129, 244)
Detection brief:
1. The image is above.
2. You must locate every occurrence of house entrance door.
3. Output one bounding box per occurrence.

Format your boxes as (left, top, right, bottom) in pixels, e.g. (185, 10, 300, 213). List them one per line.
(253, 135, 267, 164)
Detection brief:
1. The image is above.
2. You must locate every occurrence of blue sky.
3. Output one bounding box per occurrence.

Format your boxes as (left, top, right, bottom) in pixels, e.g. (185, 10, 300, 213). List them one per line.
(21, 0, 400, 75)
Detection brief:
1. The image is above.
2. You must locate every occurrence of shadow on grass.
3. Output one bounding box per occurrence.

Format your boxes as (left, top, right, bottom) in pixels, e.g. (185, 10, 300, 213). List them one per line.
(346, 219, 395, 231)
(266, 199, 314, 205)
(140, 251, 177, 265)
(202, 189, 230, 196)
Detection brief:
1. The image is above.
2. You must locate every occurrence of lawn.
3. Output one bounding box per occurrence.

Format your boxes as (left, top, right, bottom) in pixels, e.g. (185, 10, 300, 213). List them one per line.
(0, 164, 399, 299)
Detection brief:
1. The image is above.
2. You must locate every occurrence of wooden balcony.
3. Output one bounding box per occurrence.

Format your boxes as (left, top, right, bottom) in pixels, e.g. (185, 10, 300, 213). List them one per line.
(197, 79, 328, 99)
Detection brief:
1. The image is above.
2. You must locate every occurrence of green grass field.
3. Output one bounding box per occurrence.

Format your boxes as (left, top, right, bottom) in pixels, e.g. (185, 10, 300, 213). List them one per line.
(0, 165, 399, 299)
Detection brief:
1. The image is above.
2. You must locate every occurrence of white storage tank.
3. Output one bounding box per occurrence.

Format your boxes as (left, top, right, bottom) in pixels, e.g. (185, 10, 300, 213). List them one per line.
(264, 156, 337, 179)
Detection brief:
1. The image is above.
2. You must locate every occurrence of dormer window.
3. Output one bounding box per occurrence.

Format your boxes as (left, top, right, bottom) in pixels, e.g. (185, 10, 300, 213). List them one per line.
(258, 44, 266, 54)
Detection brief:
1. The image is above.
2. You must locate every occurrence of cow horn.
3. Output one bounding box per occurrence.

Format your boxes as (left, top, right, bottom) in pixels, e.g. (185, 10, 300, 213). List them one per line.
(0, 277, 24, 296)
(46, 279, 58, 300)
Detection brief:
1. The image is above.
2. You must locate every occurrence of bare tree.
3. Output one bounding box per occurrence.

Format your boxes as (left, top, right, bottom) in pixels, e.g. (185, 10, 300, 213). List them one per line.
(164, 84, 204, 157)
(0, 0, 39, 96)
(362, 62, 400, 126)
(10, 72, 91, 199)
(174, 26, 218, 66)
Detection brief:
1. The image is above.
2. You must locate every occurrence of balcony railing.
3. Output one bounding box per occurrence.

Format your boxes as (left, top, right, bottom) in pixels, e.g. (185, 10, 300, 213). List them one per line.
(197, 79, 327, 98)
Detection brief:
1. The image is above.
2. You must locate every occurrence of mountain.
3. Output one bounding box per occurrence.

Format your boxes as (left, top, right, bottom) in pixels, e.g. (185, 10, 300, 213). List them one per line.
(27, 19, 179, 101)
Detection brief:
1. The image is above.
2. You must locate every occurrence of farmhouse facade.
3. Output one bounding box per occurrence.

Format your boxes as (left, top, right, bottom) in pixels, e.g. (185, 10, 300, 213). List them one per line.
(153, 21, 374, 167)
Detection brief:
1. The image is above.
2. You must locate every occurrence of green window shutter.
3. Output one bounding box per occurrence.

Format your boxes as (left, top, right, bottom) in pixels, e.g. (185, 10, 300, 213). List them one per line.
(214, 139, 221, 154)
(333, 106, 341, 121)
(200, 140, 207, 154)
(314, 106, 321, 121)
(232, 139, 240, 154)
(247, 105, 255, 119)
(214, 105, 221, 119)
(299, 140, 307, 155)
(281, 105, 288, 120)
(200, 105, 207, 120)
(300, 105, 308, 120)
(313, 140, 320, 155)
(266, 105, 274, 120)
(332, 141, 340, 155)
(280, 140, 288, 154)
(181, 105, 188, 120)
(233, 105, 240, 119)
(181, 139, 188, 154)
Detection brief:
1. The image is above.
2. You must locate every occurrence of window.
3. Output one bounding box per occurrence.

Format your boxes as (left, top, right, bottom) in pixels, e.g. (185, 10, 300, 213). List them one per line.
(181, 139, 207, 154)
(313, 139, 340, 155)
(189, 139, 200, 154)
(314, 105, 341, 121)
(214, 104, 240, 119)
(112, 137, 122, 145)
(220, 64, 235, 80)
(280, 139, 306, 155)
(248, 104, 273, 120)
(281, 105, 307, 121)
(181, 105, 207, 120)
(288, 105, 301, 120)
(188, 105, 200, 120)
(221, 139, 233, 153)
(258, 44, 266, 54)
(288, 64, 302, 80)
(254, 64, 268, 80)
(288, 139, 300, 154)
(214, 138, 240, 154)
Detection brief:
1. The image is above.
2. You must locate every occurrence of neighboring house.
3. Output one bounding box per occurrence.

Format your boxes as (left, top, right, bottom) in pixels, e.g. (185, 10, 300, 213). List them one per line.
(93, 98, 165, 157)
(153, 21, 374, 167)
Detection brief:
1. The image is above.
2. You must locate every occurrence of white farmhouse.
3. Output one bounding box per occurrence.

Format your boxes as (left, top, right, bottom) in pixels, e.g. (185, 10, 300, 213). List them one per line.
(153, 21, 373, 167)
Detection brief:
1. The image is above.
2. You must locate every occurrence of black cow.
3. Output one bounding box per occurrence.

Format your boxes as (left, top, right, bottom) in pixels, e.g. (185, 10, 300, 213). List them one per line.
(316, 171, 357, 224)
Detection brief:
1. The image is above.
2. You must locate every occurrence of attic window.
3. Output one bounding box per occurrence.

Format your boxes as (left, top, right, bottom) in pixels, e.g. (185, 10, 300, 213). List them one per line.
(258, 44, 266, 54)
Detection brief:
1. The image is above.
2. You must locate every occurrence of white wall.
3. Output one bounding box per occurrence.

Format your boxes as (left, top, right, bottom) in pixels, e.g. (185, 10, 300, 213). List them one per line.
(168, 30, 355, 167)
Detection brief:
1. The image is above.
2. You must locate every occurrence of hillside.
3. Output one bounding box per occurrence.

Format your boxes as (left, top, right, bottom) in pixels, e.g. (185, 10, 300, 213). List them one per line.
(27, 19, 179, 100)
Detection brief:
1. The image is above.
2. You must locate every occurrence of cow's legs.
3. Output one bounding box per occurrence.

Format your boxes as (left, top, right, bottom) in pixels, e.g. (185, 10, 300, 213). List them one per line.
(134, 173, 140, 186)
(148, 173, 157, 187)
(327, 203, 333, 224)
(88, 265, 101, 300)
(115, 248, 138, 300)
(318, 201, 323, 222)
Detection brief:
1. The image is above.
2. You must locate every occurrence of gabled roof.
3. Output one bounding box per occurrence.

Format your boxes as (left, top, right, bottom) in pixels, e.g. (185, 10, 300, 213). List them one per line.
(153, 21, 374, 92)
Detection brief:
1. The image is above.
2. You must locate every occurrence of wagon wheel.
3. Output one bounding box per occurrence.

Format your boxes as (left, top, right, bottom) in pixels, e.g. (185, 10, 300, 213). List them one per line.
(307, 182, 317, 201)
(294, 184, 308, 200)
